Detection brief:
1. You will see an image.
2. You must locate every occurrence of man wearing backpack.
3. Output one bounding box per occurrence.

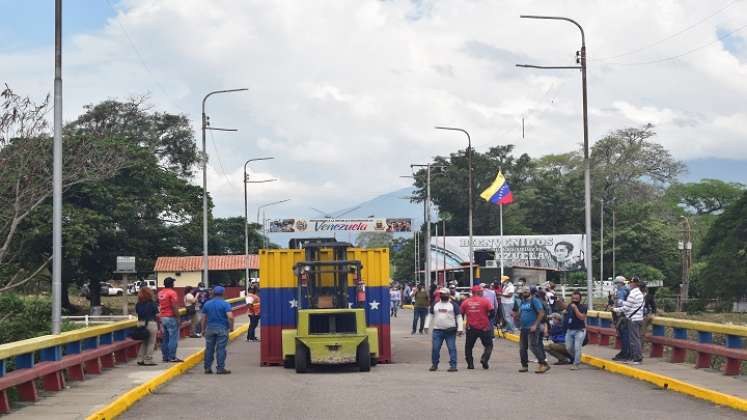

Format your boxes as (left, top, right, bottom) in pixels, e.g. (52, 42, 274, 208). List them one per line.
(424, 288, 464, 372)
(614, 276, 644, 364)
(514, 286, 550, 373)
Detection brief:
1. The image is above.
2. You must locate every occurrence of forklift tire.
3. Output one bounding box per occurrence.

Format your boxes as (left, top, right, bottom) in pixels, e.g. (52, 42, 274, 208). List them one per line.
(295, 342, 309, 373)
(357, 340, 371, 372)
(283, 356, 294, 369)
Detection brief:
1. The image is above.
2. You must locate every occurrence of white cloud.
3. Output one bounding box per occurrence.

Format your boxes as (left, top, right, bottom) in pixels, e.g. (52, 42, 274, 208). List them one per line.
(3, 0, 747, 217)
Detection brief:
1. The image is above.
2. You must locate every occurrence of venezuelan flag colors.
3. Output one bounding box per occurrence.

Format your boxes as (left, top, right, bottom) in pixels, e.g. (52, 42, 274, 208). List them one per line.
(259, 248, 392, 365)
(479, 171, 513, 205)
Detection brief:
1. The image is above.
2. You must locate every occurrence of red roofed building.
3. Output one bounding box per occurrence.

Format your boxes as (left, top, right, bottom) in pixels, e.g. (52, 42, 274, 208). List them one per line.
(153, 255, 259, 288)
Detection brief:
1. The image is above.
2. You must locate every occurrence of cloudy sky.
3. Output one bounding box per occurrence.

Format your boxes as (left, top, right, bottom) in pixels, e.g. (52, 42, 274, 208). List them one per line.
(2, 0, 746, 218)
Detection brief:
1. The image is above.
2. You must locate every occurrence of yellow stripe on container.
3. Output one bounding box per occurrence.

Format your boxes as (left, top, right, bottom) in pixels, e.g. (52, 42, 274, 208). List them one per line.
(260, 248, 390, 288)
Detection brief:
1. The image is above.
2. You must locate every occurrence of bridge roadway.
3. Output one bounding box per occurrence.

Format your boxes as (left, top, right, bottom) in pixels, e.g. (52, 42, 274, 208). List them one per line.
(122, 312, 744, 420)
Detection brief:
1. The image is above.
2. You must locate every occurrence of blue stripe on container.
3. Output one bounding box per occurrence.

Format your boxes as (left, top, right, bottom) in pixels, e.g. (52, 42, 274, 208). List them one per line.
(261, 286, 390, 327)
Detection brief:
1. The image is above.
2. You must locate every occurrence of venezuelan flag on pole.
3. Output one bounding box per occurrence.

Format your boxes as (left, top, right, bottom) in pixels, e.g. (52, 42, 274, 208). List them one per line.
(480, 171, 513, 205)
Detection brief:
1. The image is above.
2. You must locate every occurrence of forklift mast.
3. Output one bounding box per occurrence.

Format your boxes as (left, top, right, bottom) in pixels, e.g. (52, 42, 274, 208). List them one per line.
(294, 242, 362, 310)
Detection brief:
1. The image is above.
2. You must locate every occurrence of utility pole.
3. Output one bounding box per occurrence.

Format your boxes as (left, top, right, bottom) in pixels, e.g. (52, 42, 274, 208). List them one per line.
(600, 198, 604, 285)
(678, 217, 692, 311)
(612, 202, 616, 278)
(52, 0, 63, 334)
(434, 126, 474, 285)
(201, 88, 248, 288)
(517, 15, 593, 303)
(243, 157, 276, 284)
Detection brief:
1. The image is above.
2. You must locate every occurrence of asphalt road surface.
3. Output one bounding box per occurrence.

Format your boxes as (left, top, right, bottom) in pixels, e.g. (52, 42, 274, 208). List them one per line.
(123, 310, 744, 420)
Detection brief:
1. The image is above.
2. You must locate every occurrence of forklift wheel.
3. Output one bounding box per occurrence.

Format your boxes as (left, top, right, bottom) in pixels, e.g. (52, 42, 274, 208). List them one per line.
(295, 342, 309, 373)
(356, 340, 371, 372)
(283, 356, 294, 369)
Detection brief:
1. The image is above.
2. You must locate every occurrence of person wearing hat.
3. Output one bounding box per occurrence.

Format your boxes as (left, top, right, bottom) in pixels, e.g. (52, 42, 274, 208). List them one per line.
(158, 277, 183, 363)
(460, 285, 495, 369)
(201, 285, 235, 374)
(424, 287, 464, 372)
(613, 276, 645, 365)
(514, 285, 550, 373)
(500, 276, 516, 332)
(609, 276, 631, 361)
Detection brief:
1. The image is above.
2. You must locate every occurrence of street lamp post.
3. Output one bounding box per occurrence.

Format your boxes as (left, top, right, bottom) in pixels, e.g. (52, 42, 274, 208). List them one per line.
(434, 126, 474, 285)
(516, 15, 594, 303)
(201, 88, 248, 288)
(52, 0, 63, 334)
(410, 164, 445, 289)
(243, 157, 276, 284)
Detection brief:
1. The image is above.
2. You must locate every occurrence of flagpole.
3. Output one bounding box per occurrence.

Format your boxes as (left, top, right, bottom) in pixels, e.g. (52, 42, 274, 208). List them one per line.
(499, 201, 504, 277)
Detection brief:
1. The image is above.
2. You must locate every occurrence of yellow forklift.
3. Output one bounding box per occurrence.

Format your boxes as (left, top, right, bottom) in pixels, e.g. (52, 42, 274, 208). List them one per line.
(281, 242, 378, 373)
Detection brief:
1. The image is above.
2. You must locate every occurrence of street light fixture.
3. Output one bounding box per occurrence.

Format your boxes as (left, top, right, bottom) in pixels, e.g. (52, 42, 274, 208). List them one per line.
(244, 157, 276, 284)
(256, 199, 291, 248)
(516, 15, 594, 303)
(434, 126, 475, 286)
(201, 88, 248, 287)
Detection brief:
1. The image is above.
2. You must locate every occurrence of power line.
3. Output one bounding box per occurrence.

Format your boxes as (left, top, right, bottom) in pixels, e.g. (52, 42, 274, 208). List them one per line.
(598, 0, 742, 61)
(208, 129, 239, 191)
(604, 22, 747, 66)
(104, 0, 186, 113)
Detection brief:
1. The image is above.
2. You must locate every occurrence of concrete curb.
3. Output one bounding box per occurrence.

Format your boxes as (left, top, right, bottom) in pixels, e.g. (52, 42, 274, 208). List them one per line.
(86, 324, 250, 420)
(496, 330, 747, 413)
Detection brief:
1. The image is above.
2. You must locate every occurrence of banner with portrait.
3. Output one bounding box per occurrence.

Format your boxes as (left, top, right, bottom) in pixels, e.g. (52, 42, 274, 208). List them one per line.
(432, 234, 586, 272)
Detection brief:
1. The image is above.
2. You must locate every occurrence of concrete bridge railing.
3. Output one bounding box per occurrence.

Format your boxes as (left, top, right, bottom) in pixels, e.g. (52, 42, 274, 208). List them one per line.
(0, 297, 246, 414)
(586, 310, 747, 376)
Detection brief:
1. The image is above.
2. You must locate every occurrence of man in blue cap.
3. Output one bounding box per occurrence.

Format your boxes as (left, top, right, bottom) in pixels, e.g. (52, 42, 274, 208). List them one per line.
(201, 285, 235, 374)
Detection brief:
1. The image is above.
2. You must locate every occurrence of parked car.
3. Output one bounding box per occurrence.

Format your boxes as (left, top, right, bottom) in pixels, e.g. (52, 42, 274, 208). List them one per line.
(127, 279, 157, 295)
(100, 282, 125, 296)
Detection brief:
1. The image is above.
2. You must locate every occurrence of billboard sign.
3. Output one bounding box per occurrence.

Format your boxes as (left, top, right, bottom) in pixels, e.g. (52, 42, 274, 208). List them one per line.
(432, 235, 586, 272)
(267, 218, 412, 233)
(116, 256, 136, 273)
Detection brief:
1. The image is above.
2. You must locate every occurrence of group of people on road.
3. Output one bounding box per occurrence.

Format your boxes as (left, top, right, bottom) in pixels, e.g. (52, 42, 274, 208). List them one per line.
(408, 276, 590, 373)
(133, 277, 237, 374)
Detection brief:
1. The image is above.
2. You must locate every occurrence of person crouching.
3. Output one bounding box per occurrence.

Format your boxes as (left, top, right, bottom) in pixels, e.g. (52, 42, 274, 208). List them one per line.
(425, 287, 464, 372)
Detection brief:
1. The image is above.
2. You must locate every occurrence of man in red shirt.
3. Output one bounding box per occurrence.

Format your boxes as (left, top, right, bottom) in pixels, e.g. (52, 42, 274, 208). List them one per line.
(158, 277, 182, 363)
(460, 285, 495, 370)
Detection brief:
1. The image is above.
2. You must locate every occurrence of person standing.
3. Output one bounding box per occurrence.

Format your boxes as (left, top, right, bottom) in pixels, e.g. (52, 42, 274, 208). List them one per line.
(500, 276, 516, 332)
(481, 283, 499, 331)
(245, 286, 261, 342)
(202, 285, 235, 374)
(564, 291, 588, 370)
(158, 277, 182, 363)
(515, 286, 550, 373)
(403, 283, 412, 305)
(425, 288, 463, 372)
(614, 276, 645, 364)
(184, 286, 201, 338)
(610, 276, 630, 361)
(390, 286, 402, 318)
(461, 285, 495, 370)
(135, 287, 159, 366)
(411, 284, 430, 335)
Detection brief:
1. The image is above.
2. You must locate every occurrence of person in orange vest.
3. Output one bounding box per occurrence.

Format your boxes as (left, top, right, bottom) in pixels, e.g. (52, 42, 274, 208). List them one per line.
(356, 280, 367, 308)
(246, 286, 261, 342)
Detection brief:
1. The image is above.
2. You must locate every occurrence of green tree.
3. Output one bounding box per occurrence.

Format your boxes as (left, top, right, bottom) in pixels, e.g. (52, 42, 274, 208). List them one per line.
(355, 232, 393, 248)
(667, 179, 745, 215)
(698, 190, 747, 300)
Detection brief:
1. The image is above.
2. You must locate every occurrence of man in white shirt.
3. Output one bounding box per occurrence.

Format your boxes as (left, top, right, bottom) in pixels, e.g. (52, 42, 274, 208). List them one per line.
(500, 276, 516, 332)
(613, 276, 645, 364)
(425, 288, 464, 372)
